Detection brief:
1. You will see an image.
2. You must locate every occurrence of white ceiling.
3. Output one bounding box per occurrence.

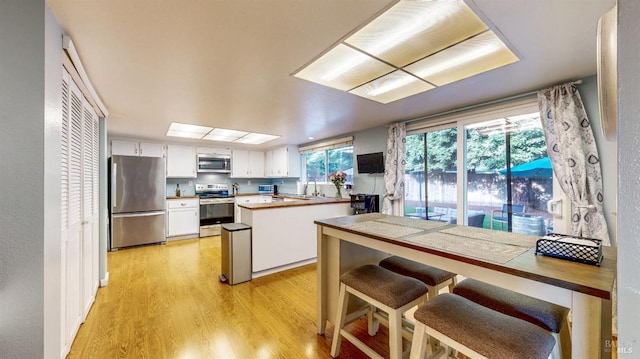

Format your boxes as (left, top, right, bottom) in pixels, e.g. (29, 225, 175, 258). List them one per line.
(47, 0, 615, 150)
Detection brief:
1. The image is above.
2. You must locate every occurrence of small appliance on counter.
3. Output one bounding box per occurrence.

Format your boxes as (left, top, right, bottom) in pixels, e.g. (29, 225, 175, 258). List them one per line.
(258, 184, 274, 194)
(273, 184, 279, 195)
(350, 194, 379, 215)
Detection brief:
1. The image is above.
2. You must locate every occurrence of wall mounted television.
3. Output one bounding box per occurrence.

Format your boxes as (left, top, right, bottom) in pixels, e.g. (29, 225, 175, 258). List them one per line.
(357, 152, 385, 174)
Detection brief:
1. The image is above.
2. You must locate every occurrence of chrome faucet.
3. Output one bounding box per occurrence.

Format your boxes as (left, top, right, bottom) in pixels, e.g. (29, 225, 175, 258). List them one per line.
(305, 180, 320, 196)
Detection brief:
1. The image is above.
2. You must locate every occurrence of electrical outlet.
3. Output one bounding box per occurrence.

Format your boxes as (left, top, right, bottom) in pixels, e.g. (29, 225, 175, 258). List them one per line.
(248, 180, 251, 185)
(188, 181, 193, 187)
(281, 180, 285, 184)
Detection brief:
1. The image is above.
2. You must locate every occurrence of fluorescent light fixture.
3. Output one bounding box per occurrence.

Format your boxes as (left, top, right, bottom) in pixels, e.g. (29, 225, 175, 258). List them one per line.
(234, 133, 280, 145)
(203, 128, 249, 141)
(166, 122, 213, 138)
(294, 44, 394, 91)
(166, 122, 279, 145)
(345, 1, 488, 67)
(405, 31, 518, 86)
(292, 0, 519, 103)
(350, 71, 434, 104)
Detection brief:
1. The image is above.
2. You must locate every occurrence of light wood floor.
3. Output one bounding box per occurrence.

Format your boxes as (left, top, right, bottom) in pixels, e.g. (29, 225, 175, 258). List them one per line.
(68, 236, 618, 359)
(68, 236, 397, 358)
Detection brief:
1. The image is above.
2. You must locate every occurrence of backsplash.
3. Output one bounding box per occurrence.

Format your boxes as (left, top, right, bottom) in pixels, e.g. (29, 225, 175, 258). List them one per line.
(166, 175, 301, 196)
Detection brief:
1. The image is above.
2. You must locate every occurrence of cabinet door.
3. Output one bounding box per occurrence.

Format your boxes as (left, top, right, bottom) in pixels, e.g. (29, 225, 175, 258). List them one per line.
(166, 145, 196, 178)
(167, 208, 199, 236)
(264, 150, 274, 177)
(273, 147, 287, 176)
(139, 142, 165, 157)
(231, 150, 249, 177)
(249, 151, 265, 178)
(111, 140, 138, 156)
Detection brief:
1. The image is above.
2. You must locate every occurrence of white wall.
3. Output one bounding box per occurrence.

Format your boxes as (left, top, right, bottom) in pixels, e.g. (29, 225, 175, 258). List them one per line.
(0, 1, 63, 358)
(352, 126, 387, 199)
(617, 0, 640, 352)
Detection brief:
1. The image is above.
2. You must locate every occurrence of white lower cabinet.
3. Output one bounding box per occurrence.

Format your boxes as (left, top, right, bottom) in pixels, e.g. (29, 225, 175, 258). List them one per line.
(166, 198, 199, 237)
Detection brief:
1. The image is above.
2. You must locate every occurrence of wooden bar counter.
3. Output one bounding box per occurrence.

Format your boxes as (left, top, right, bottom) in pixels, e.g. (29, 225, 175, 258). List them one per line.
(315, 213, 616, 359)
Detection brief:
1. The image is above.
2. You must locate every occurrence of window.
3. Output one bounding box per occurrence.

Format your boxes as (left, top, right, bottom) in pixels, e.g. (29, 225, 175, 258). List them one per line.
(304, 145, 353, 183)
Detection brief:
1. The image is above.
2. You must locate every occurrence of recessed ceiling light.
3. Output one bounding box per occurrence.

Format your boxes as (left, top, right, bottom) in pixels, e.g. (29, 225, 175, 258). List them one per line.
(292, 0, 519, 104)
(308, 137, 315, 140)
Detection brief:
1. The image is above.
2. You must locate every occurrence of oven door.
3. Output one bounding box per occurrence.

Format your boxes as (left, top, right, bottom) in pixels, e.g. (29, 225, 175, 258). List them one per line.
(199, 201, 234, 236)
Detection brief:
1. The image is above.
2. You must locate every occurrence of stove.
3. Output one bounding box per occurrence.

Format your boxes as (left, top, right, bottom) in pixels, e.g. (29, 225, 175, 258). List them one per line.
(195, 184, 235, 237)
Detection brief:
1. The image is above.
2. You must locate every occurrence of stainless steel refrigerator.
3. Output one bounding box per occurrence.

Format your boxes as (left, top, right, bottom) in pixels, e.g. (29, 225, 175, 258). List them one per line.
(110, 155, 166, 250)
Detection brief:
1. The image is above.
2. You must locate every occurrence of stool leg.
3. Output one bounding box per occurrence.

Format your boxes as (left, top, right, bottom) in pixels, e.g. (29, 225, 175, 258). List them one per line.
(409, 321, 428, 359)
(447, 276, 457, 294)
(330, 283, 349, 358)
(367, 305, 380, 336)
(427, 285, 437, 301)
(389, 309, 403, 359)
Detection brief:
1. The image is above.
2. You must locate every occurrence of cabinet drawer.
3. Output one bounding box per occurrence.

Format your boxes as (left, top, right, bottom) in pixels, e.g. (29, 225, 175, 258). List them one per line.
(167, 198, 199, 209)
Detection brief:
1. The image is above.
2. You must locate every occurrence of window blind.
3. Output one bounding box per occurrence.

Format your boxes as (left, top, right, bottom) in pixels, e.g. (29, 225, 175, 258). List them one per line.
(298, 136, 354, 154)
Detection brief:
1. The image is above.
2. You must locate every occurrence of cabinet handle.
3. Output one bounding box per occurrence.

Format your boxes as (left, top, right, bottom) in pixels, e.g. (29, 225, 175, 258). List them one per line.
(181, 203, 187, 206)
(140, 147, 143, 155)
(135, 147, 138, 155)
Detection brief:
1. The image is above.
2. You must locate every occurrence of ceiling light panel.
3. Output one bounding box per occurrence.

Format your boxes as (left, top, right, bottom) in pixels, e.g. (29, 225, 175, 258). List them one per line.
(405, 31, 519, 86)
(234, 133, 280, 145)
(294, 44, 395, 91)
(166, 122, 213, 138)
(345, 0, 488, 68)
(203, 128, 249, 141)
(349, 70, 434, 104)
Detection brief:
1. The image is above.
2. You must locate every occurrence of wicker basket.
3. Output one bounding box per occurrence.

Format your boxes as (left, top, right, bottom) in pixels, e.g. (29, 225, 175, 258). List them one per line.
(535, 233, 603, 266)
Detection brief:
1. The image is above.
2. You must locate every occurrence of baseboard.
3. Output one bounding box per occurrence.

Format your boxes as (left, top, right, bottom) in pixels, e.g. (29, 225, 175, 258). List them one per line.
(100, 271, 109, 287)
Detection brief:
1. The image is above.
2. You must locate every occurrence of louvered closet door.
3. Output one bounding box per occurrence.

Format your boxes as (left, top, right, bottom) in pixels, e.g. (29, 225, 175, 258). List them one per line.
(60, 68, 101, 357)
(61, 70, 83, 352)
(81, 100, 98, 318)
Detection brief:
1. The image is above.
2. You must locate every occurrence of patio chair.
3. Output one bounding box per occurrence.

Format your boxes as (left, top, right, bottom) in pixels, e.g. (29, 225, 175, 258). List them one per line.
(490, 204, 525, 230)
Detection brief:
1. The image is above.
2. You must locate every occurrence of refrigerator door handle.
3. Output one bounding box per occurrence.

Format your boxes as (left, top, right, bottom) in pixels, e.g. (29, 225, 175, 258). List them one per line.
(112, 163, 117, 208)
(112, 211, 165, 218)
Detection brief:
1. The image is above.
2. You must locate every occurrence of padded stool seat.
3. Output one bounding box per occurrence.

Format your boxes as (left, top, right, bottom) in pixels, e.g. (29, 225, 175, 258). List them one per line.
(331, 265, 428, 359)
(409, 293, 555, 359)
(380, 256, 456, 288)
(453, 278, 570, 358)
(452, 278, 569, 333)
(342, 264, 429, 309)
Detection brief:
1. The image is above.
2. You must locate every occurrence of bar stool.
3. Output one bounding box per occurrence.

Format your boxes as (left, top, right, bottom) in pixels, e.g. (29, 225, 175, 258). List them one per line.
(368, 256, 458, 338)
(409, 293, 556, 359)
(453, 278, 571, 358)
(330, 264, 428, 359)
(379, 256, 457, 300)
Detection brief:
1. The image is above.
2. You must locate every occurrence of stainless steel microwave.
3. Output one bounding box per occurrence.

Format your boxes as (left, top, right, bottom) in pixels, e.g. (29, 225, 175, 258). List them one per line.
(197, 154, 231, 173)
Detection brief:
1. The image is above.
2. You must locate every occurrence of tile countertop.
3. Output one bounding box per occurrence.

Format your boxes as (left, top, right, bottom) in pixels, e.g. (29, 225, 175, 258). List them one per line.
(238, 195, 351, 210)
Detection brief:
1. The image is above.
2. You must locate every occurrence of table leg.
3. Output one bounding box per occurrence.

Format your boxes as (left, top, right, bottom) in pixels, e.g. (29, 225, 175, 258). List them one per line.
(317, 226, 327, 335)
(572, 292, 612, 359)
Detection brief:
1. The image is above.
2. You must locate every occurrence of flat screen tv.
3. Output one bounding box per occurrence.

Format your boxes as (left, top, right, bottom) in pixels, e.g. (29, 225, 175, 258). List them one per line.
(357, 152, 385, 174)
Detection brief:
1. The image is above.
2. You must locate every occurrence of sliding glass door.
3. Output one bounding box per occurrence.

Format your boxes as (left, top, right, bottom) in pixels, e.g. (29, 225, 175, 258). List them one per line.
(464, 112, 553, 233)
(405, 104, 555, 235)
(405, 126, 457, 221)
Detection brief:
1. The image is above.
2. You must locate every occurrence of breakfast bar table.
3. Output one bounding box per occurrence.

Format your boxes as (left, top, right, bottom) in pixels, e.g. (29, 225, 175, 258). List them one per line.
(315, 213, 616, 359)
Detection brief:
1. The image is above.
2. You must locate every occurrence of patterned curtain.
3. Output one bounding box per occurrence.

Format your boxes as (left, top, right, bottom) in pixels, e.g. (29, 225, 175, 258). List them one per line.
(537, 83, 610, 245)
(382, 123, 406, 215)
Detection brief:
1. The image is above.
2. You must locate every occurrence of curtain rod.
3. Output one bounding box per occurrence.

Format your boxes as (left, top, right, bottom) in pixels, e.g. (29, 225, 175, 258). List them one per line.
(403, 79, 583, 125)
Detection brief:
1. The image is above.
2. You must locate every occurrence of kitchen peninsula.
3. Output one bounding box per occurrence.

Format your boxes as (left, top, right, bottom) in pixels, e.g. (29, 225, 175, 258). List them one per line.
(239, 195, 351, 277)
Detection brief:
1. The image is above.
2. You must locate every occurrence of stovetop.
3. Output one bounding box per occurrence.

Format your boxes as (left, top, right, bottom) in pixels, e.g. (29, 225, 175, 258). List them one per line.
(195, 183, 234, 199)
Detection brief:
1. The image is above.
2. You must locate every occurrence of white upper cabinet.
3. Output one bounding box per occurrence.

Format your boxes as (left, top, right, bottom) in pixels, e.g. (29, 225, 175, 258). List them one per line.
(111, 140, 164, 157)
(166, 145, 197, 178)
(265, 145, 300, 178)
(231, 149, 264, 178)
